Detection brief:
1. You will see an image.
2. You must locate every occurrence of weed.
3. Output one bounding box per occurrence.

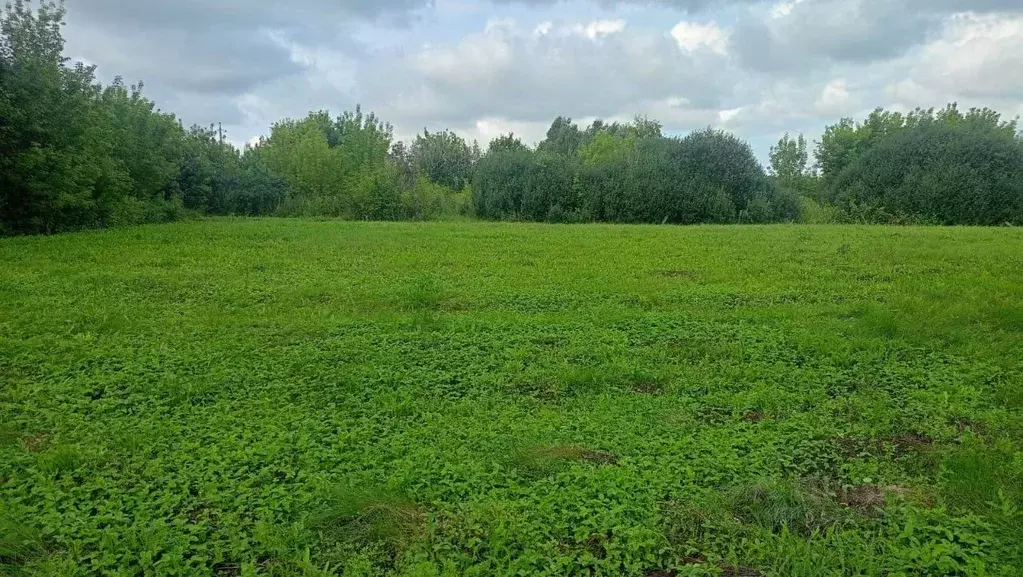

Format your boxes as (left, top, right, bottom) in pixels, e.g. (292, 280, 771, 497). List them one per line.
(309, 487, 425, 553)
(0, 514, 44, 566)
(400, 276, 443, 313)
(654, 269, 699, 279)
(939, 442, 1022, 514)
(0, 424, 20, 449)
(558, 366, 609, 397)
(727, 479, 842, 535)
(36, 445, 86, 476)
(508, 444, 619, 478)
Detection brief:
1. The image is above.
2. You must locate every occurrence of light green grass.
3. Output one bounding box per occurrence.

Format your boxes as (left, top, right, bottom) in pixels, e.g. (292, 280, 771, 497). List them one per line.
(1, 219, 1021, 576)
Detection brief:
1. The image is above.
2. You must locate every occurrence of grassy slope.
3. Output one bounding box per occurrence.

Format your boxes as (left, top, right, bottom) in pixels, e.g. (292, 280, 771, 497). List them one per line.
(1, 219, 1021, 576)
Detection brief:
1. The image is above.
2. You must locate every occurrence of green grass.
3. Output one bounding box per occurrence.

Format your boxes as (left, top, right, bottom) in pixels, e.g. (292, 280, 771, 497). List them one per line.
(1, 219, 1022, 576)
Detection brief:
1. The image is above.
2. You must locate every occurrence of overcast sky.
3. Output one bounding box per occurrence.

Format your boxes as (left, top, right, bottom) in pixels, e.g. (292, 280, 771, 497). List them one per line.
(62, 0, 1023, 160)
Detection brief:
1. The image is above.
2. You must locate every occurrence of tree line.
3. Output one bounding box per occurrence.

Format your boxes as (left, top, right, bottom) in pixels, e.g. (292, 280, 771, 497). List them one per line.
(2, 1, 1021, 235)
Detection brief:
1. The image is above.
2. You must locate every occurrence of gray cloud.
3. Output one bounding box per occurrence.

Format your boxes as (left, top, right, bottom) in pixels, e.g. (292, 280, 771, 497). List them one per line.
(65, 24, 303, 96)
(733, 0, 1023, 75)
(68, 0, 432, 29)
(357, 20, 736, 129)
(733, 1, 936, 73)
(490, 0, 760, 8)
(57, 0, 1023, 156)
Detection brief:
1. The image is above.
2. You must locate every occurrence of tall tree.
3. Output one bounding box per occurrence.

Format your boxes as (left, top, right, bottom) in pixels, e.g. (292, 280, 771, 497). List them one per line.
(769, 133, 808, 182)
(488, 133, 529, 154)
(411, 129, 473, 191)
(537, 116, 582, 156)
(0, 0, 105, 233)
(769, 133, 817, 197)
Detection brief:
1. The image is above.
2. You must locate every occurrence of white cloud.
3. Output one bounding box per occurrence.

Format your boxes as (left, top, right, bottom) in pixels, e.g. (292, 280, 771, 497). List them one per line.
(568, 19, 627, 40)
(769, 0, 806, 19)
(357, 17, 737, 134)
(901, 13, 1023, 100)
(470, 117, 551, 145)
(718, 107, 742, 123)
(671, 21, 729, 55)
(814, 78, 859, 115)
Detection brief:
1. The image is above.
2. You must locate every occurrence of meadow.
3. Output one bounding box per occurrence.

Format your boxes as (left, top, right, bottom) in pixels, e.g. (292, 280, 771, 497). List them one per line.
(1, 219, 1021, 576)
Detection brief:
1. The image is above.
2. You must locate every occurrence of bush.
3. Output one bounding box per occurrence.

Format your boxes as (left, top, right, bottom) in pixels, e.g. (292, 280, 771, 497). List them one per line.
(830, 120, 1023, 225)
(400, 176, 468, 221)
(472, 147, 534, 220)
(577, 132, 778, 224)
(798, 197, 846, 224)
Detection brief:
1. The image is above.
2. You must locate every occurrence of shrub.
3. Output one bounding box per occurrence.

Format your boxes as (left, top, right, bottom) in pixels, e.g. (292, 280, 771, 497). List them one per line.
(830, 120, 1023, 225)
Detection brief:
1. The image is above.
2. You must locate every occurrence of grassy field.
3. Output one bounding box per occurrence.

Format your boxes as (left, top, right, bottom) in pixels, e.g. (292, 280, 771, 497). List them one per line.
(1, 219, 1022, 576)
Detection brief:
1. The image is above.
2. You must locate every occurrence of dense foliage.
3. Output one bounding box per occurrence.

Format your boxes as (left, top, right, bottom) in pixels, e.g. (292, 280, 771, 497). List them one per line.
(0, 1, 467, 235)
(0, 2, 253, 234)
(789, 105, 1023, 224)
(3, 1, 1023, 235)
(473, 121, 799, 225)
(2, 221, 1021, 575)
(827, 113, 1023, 225)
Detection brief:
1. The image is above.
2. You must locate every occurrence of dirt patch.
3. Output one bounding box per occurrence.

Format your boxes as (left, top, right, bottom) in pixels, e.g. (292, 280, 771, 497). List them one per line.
(630, 380, 664, 394)
(719, 566, 764, 577)
(21, 432, 50, 453)
(579, 449, 619, 465)
(213, 559, 272, 576)
(523, 445, 619, 465)
(699, 406, 730, 425)
(212, 563, 241, 577)
(836, 485, 911, 514)
(185, 504, 221, 527)
(650, 558, 762, 577)
(511, 444, 620, 478)
(559, 534, 606, 558)
(836, 436, 868, 458)
(680, 554, 707, 564)
(655, 269, 699, 279)
(742, 411, 765, 423)
(891, 433, 933, 455)
(951, 417, 987, 436)
(836, 433, 933, 458)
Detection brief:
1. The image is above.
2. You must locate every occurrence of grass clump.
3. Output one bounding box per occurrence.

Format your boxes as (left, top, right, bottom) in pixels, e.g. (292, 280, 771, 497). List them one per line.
(0, 514, 44, 569)
(35, 445, 87, 476)
(309, 487, 425, 553)
(508, 444, 619, 479)
(940, 442, 1023, 517)
(728, 479, 843, 535)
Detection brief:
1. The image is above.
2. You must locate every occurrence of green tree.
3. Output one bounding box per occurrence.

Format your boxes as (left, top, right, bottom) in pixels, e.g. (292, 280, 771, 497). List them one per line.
(176, 123, 241, 215)
(0, 0, 105, 233)
(537, 116, 583, 157)
(815, 109, 906, 186)
(578, 130, 636, 168)
(769, 133, 818, 197)
(472, 147, 533, 219)
(411, 129, 473, 191)
(832, 118, 1023, 225)
(233, 145, 289, 216)
(770, 133, 807, 183)
(260, 115, 343, 201)
(487, 133, 529, 154)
